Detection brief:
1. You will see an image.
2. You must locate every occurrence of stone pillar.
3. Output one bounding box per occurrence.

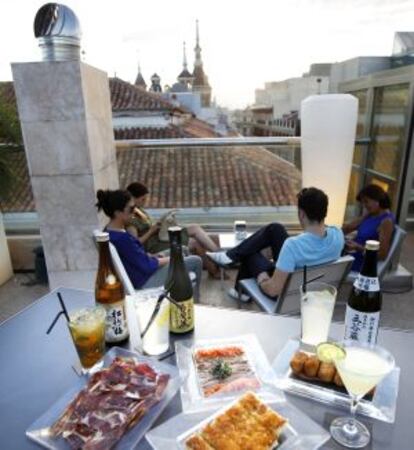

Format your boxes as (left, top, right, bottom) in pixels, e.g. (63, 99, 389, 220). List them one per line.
(12, 61, 118, 290)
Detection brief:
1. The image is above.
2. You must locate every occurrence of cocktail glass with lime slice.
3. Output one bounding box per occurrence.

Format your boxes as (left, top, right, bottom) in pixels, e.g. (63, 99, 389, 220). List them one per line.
(327, 341, 394, 448)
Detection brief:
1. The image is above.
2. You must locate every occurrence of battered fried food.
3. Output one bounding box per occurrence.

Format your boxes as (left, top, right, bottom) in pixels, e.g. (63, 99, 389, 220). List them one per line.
(186, 435, 215, 450)
(289, 351, 308, 375)
(185, 392, 287, 450)
(290, 351, 344, 386)
(333, 371, 344, 387)
(303, 355, 320, 377)
(318, 362, 336, 383)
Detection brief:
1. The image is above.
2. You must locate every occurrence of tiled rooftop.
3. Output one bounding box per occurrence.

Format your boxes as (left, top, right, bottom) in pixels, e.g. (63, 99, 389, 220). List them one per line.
(0, 78, 300, 213)
(117, 146, 301, 208)
(114, 117, 219, 140)
(1, 146, 301, 212)
(110, 77, 186, 113)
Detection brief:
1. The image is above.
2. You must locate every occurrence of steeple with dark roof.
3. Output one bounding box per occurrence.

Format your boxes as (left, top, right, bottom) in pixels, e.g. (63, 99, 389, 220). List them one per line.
(177, 41, 194, 87)
(134, 63, 147, 90)
(192, 20, 211, 107)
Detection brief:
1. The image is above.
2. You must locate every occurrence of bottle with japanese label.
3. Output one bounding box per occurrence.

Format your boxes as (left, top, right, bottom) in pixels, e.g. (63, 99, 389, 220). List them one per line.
(95, 231, 129, 343)
(165, 226, 194, 334)
(344, 240, 382, 344)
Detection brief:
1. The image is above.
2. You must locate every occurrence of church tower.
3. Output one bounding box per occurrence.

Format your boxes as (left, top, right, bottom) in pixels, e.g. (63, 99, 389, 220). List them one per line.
(192, 20, 212, 107)
(177, 42, 194, 88)
(134, 62, 147, 90)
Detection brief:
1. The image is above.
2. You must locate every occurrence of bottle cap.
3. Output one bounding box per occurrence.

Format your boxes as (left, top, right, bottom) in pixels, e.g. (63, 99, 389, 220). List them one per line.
(168, 226, 182, 233)
(94, 230, 109, 242)
(365, 240, 379, 251)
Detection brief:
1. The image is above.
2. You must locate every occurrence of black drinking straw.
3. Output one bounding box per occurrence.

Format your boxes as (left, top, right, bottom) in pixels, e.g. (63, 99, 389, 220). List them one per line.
(140, 290, 183, 339)
(303, 265, 307, 293)
(57, 292, 70, 322)
(302, 268, 326, 295)
(46, 291, 70, 334)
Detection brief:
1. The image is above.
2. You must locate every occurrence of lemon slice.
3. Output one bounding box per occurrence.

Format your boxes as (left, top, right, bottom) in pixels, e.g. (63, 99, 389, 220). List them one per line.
(316, 342, 346, 363)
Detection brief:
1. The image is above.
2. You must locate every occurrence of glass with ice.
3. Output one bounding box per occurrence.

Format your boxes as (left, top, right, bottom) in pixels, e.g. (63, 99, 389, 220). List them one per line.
(68, 306, 106, 374)
(134, 288, 170, 356)
(300, 282, 336, 346)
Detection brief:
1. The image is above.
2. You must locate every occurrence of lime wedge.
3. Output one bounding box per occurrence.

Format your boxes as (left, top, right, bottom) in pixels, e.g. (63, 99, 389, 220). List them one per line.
(316, 342, 346, 363)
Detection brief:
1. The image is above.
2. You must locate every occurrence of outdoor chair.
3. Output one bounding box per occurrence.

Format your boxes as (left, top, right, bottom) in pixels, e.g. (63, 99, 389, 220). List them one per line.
(238, 255, 354, 315)
(346, 225, 411, 288)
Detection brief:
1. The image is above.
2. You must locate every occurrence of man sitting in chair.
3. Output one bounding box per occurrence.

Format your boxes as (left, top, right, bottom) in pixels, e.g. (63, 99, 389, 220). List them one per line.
(207, 187, 344, 300)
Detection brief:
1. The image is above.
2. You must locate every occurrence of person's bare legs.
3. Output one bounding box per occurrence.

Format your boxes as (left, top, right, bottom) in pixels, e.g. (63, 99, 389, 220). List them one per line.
(186, 224, 219, 251)
(189, 237, 223, 278)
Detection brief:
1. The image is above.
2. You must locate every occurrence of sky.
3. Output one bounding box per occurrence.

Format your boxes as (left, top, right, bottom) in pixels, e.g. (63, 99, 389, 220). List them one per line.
(1, 0, 414, 108)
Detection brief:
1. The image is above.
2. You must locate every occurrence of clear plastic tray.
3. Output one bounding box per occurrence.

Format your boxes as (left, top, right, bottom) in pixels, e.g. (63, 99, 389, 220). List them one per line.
(26, 347, 182, 449)
(175, 334, 285, 413)
(146, 394, 330, 450)
(271, 338, 400, 423)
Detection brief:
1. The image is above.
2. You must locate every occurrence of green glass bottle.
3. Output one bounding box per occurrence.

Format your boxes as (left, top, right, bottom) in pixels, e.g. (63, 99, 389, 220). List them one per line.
(165, 226, 194, 334)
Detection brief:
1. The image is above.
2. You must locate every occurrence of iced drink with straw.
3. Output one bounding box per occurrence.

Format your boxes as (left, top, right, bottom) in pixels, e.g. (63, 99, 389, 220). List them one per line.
(300, 281, 336, 346)
(68, 306, 106, 372)
(134, 288, 170, 356)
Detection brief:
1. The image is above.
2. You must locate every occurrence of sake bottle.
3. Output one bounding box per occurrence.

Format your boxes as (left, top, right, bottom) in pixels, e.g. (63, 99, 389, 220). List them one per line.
(95, 231, 129, 343)
(165, 226, 194, 334)
(344, 240, 382, 344)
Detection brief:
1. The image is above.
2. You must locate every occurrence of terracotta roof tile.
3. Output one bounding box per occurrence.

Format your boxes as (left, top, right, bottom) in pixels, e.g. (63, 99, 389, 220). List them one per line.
(1, 146, 300, 212)
(117, 146, 300, 208)
(114, 117, 219, 140)
(0, 79, 300, 212)
(0, 150, 35, 212)
(109, 77, 186, 113)
(0, 82, 16, 105)
(114, 127, 183, 140)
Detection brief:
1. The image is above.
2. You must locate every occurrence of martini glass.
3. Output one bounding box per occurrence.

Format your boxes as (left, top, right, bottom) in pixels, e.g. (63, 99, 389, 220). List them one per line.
(330, 341, 395, 448)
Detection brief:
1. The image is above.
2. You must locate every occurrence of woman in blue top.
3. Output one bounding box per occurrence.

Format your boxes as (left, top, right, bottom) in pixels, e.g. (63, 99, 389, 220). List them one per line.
(95, 189, 202, 298)
(343, 184, 394, 272)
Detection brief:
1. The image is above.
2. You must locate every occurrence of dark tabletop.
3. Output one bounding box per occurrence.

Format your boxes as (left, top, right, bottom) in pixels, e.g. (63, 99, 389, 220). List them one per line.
(0, 288, 412, 449)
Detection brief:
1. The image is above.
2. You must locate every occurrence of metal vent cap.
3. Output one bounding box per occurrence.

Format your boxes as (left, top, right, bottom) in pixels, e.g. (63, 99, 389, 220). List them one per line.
(34, 3, 81, 62)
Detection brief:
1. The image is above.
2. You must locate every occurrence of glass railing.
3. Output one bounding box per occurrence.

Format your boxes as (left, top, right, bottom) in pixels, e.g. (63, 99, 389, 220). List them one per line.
(3, 136, 371, 233)
(115, 137, 302, 231)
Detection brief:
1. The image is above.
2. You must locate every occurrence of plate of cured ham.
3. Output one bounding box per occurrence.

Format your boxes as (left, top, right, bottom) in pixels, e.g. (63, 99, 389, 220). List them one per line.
(26, 347, 181, 449)
(176, 335, 285, 413)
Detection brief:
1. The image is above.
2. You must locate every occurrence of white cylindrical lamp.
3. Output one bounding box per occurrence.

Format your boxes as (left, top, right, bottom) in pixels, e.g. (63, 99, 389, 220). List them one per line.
(301, 94, 358, 226)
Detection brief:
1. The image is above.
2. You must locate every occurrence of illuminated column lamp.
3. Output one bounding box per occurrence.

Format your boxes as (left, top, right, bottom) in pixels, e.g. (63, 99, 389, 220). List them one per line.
(301, 94, 358, 226)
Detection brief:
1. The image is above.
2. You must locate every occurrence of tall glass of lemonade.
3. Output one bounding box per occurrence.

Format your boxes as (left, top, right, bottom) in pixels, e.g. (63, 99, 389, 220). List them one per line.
(300, 282, 336, 347)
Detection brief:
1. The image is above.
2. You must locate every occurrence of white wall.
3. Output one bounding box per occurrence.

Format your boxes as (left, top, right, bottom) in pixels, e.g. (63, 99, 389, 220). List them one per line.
(255, 76, 330, 119)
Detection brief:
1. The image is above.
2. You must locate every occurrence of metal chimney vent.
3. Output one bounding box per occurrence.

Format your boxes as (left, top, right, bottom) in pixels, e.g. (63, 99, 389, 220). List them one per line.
(34, 3, 81, 61)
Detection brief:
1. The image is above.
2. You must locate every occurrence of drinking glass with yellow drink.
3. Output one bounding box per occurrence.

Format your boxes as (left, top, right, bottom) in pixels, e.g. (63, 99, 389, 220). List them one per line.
(68, 306, 106, 374)
(319, 341, 395, 448)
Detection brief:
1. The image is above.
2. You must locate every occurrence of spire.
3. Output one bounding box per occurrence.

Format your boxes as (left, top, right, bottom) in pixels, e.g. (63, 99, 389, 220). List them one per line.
(194, 19, 202, 67)
(177, 40, 194, 87)
(135, 60, 147, 89)
(183, 41, 188, 70)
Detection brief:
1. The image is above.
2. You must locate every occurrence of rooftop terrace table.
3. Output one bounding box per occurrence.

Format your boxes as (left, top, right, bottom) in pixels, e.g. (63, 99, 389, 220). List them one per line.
(0, 287, 412, 449)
